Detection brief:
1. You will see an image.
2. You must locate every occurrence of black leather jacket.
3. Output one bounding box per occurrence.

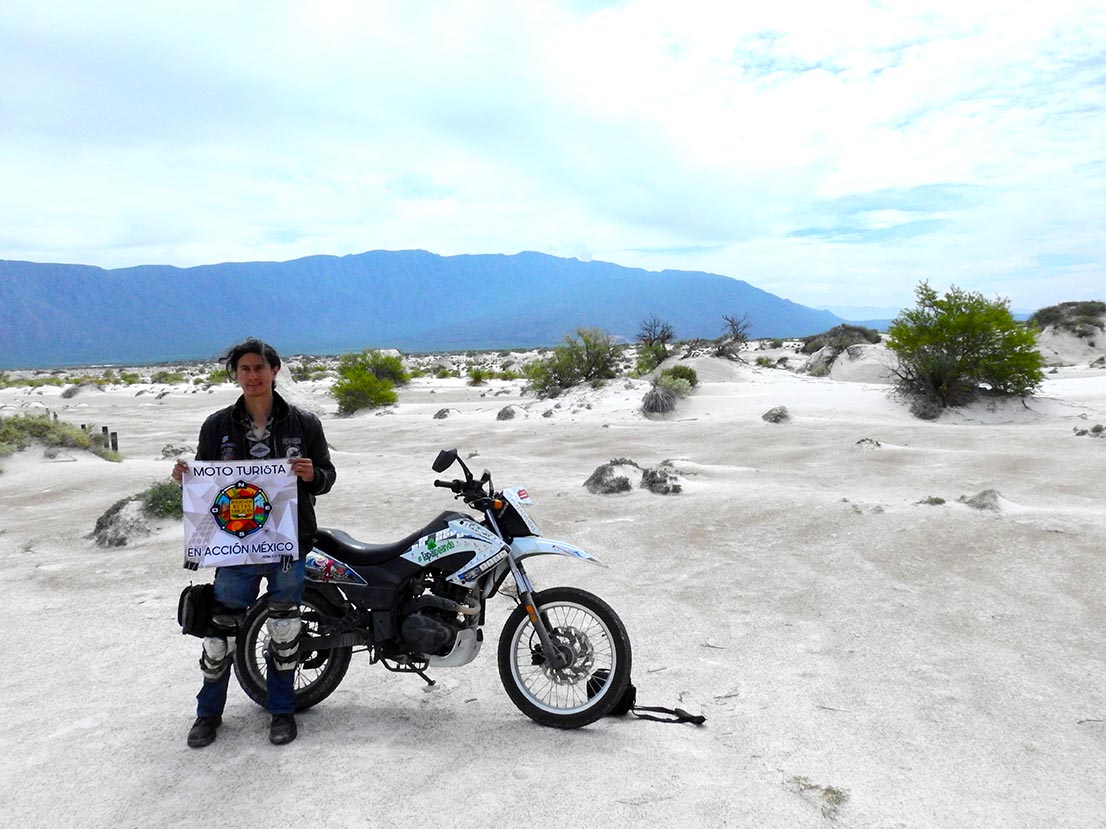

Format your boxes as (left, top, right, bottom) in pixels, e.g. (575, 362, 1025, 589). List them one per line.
(195, 391, 336, 555)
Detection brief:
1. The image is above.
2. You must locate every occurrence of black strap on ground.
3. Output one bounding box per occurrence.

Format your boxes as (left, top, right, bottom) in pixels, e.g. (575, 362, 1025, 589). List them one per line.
(630, 705, 706, 725)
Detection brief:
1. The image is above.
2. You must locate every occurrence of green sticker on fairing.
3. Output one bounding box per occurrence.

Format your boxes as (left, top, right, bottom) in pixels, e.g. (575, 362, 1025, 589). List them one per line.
(416, 539, 457, 564)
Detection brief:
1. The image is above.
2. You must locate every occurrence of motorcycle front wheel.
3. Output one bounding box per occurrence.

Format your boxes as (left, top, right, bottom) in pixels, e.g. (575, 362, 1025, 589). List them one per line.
(498, 586, 632, 729)
(233, 588, 353, 712)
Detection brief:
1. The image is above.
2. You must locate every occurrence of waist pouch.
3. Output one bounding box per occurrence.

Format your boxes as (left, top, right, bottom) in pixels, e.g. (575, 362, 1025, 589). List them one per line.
(177, 583, 215, 638)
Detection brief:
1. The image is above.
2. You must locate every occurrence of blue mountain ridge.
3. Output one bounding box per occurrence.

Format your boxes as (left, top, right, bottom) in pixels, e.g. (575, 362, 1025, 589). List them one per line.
(0, 250, 845, 368)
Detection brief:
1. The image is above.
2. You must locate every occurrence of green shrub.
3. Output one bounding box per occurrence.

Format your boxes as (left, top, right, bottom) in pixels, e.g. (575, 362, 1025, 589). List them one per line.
(524, 357, 574, 398)
(800, 325, 882, 355)
(1030, 300, 1101, 329)
(632, 343, 667, 376)
(755, 356, 774, 367)
(140, 480, 183, 519)
(120, 372, 141, 385)
(888, 282, 1045, 411)
(0, 414, 121, 462)
(655, 375, 691, 398)
(660, 364, 698, 387)
(468, 367, 490, 385)
(338, 350, 409, 386)
(331, 370, 397, 414)
(525, 328, 619, 398)
(151, 370, 186, 384)
(641, 384, 677, 415)
(330, 350, 409, 414)
(0, 414, 89, 455)
(1029, 301, 1106, 333)
(3, 374, 67, 389)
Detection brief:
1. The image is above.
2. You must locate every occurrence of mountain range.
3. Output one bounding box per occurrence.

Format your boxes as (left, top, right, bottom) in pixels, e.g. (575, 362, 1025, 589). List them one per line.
(0, 250, 849, 368)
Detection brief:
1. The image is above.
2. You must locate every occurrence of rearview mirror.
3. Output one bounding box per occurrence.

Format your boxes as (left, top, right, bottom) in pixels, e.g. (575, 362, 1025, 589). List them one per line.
(432, 448, 458, 473)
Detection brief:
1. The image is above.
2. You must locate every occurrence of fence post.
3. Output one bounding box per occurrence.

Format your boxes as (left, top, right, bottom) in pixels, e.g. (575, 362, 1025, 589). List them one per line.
(110, 432, 118, 452)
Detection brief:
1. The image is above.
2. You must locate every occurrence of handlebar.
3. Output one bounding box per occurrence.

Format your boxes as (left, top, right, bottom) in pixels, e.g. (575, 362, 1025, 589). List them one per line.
(431, 451, 497, 506)
(434, 477, 494, 509)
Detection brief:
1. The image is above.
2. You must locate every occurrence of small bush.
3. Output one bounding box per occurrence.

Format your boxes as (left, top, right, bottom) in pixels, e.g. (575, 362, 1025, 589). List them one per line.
(525, 328, 619, 398)
(0, 414, 87, 454)
(755, 356, 773, 367)
(331, 371, 397, 414)
(524, 359, 569, 398)
(655, 375, 691, 398)
(339, 350, 409, 386)
(289, 363, 309, 381)
(1029, 301, 1106, 334)
(151, 371, 186, 384)
(140, 480, 183, 519)
(908, 394, 944, 420)
(801, 325, 882, 355)
(641, 384, 677, 415)
(468, 368, 490, 386)
(660, 364, 698, 387)
(0, 414, 122, 462)
(2, 374, 66, 389)
(331, 350, 409, 414)
(633, 343, 667, 376)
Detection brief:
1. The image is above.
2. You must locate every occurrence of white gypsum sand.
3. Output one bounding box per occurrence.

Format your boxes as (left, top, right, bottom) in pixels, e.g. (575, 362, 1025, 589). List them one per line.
(1, 342, 1104, 828)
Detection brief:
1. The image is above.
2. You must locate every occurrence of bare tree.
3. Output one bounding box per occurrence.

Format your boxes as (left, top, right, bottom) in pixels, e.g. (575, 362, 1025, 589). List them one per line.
(637, 314, 675, 348)
(721, 313, 751, 344)
(715, 313, 752, 360)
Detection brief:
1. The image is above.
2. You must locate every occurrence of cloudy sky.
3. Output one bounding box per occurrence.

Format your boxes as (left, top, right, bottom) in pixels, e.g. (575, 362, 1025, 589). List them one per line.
(3, 0, 1104, 314)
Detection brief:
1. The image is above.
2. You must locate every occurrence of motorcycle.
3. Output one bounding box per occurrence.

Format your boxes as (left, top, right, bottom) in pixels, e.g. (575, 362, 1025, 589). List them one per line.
(232, 448, 633, 728)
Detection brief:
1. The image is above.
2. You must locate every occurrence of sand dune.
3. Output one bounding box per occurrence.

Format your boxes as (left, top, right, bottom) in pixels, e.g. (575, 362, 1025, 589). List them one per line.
(1, 345, 1105, 827)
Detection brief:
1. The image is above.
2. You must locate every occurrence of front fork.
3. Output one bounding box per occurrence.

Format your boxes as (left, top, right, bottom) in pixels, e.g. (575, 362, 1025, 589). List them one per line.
(507, 554, 570, 670)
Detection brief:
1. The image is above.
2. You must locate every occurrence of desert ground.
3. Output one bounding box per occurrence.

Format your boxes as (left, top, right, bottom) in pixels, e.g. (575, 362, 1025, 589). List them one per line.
(1, 340, 1104, 828)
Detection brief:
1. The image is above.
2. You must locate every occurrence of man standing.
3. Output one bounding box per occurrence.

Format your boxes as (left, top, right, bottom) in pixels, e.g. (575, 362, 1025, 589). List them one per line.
(173, 338, 336, 747)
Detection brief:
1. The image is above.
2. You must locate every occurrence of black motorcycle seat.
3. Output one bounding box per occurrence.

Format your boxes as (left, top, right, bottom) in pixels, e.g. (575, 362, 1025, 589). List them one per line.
(313, 511, 468, 566)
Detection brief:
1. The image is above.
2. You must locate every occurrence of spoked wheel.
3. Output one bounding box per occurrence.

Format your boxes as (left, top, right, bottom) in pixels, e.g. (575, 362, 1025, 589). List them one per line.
(498, 586, 632, 728)
(233, 588, 352, 712)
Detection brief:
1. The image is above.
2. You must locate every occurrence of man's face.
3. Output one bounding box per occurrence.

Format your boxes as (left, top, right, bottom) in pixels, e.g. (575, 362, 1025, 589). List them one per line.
(234, 352, 277, 398)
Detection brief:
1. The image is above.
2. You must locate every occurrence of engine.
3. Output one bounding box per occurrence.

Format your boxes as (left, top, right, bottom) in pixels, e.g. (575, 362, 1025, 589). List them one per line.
(398, 576, 478, 656)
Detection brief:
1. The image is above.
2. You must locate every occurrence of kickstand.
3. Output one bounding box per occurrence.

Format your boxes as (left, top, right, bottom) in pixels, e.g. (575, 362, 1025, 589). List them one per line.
(415, 668, 437, 688)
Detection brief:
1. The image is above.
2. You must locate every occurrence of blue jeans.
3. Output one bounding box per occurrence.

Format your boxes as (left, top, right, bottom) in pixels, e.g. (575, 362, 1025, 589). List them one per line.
(196, 559, 305, 717)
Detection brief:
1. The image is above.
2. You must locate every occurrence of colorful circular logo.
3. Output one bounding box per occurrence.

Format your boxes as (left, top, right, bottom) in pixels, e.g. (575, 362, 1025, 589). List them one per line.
(211, 480, 272, 538)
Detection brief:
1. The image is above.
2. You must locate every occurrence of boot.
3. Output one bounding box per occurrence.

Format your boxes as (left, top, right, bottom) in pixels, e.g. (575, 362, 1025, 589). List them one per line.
(269, 713, 297, 746)
(187, 715, 221, 748)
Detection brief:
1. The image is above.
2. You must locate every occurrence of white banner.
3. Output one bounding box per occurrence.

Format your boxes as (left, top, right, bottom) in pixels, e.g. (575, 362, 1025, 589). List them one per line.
(182, 460, 299, 568)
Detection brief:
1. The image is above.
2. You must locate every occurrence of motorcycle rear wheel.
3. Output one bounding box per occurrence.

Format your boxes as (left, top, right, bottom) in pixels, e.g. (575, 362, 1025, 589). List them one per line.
(498, 586, 632, 729)
(233, 588, 353, 712)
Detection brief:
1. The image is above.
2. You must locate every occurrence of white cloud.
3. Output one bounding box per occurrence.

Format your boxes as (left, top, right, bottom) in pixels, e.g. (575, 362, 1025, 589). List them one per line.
(0, 0, 1103, 311)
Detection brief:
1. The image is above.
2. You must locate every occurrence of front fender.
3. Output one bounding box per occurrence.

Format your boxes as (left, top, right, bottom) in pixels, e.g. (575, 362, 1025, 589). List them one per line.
(510, 536, 607, 567)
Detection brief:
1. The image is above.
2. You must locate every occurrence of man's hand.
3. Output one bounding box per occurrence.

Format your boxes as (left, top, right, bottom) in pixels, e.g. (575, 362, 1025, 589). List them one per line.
(172, 459, 189, 484)
(288, 457, 315, 483)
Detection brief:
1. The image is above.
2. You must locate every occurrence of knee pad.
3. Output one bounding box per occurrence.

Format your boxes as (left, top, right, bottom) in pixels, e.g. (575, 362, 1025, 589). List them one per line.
(199, 605, 245, 682)
(199, 635, 234, 682)
(266, 606, 301, 673)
